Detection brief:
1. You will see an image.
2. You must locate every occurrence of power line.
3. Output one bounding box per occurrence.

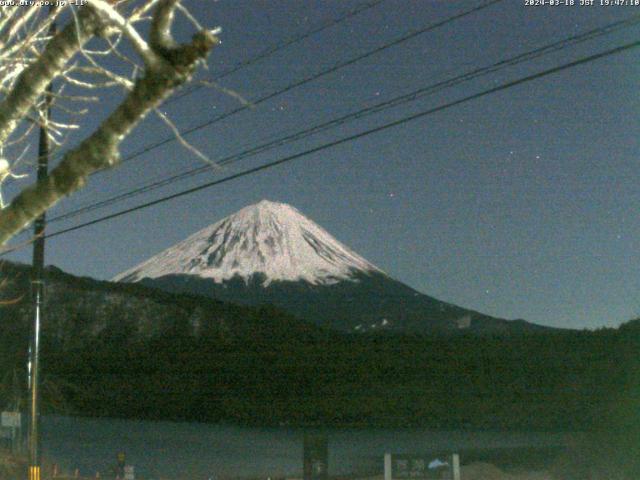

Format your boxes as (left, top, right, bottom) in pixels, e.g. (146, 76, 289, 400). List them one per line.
(168, 0, 388, 104)
(47, 14, 640, 224)
(0, 0, 389, 188)
(49, 0, 504, 175)
(36, 38, 640, 242)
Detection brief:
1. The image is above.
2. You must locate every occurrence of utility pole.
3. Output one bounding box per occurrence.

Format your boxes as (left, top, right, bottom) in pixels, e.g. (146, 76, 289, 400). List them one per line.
(28, 8, 56, 480)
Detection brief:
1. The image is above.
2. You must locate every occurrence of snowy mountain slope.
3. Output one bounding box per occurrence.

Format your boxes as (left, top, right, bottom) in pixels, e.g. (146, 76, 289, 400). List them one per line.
(114, 200, 381, 286)
(115, 200, 550, 334)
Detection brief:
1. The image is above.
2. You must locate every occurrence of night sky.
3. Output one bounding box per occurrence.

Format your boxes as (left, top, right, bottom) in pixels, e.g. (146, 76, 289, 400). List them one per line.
(4, 0, 640, 330)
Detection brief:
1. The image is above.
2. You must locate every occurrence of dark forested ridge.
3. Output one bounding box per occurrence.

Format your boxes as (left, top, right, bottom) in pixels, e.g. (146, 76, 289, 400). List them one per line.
(138, 271, 556, 334)
(0, 261, 637, 432)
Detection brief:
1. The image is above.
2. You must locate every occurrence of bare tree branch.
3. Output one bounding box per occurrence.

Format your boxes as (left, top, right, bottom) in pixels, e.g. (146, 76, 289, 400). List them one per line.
(0, 6, 97, 145)
(0, 1, 219, 245)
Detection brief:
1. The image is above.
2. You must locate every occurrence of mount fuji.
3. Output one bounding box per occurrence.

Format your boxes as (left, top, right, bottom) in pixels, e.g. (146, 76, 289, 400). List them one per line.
(114, 200, 547, 334)
(115, 200, 381, 287)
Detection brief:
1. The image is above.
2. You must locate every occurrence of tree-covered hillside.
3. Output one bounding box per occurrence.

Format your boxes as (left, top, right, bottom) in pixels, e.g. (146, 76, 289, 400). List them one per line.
(0, 262, 637, 432)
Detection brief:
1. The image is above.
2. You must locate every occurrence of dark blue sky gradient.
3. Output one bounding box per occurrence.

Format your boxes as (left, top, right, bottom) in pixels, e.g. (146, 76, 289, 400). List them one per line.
(5, 0, 640, 329)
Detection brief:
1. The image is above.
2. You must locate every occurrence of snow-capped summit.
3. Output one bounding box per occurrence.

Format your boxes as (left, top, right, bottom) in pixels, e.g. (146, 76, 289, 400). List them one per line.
(113, 200, 547, 334)
(114, 200, 382, 286)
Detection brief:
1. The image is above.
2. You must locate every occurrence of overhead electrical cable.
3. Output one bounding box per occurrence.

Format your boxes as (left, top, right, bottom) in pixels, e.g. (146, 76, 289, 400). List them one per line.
(0, 0, 389, 187)
(169, 0, 388, 104)
(47, 14, 640, 224)
(120, 0, 504, 162)
(29, 38, 639, 243)
(36, 0, 503, 177)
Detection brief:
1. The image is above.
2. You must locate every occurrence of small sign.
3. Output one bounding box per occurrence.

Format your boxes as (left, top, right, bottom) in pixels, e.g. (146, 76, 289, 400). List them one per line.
(123, 465, 135, 480)
(384, 453, 457, 480)
(1, 412, 21, 428)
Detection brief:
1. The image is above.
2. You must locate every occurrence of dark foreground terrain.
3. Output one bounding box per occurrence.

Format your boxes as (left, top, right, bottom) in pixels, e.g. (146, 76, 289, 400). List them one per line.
(0, 261, 637, 435)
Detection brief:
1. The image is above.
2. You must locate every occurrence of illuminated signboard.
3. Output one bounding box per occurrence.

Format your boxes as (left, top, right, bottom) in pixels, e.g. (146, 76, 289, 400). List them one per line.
(384, 453, 460, 480)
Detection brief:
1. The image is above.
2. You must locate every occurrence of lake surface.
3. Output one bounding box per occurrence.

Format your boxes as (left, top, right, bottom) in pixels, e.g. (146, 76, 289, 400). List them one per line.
(40, 415, 573, 479)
